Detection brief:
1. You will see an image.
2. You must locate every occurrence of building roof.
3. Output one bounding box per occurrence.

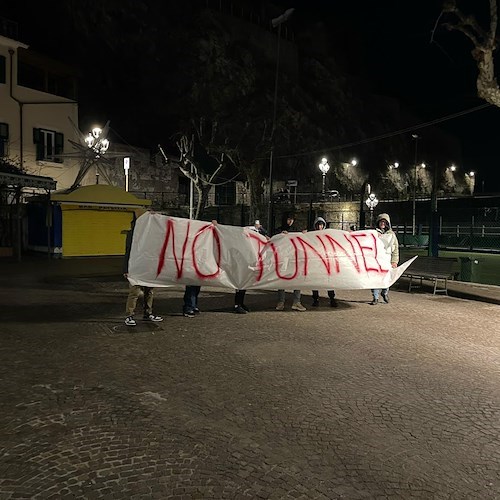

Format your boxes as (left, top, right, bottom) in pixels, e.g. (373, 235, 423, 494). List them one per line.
(50, 184, 152, 207)
(0, 171, 56, 190)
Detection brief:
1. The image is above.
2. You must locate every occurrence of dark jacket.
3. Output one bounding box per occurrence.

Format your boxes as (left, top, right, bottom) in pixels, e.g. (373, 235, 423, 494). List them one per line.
(275, 220, 299, 235)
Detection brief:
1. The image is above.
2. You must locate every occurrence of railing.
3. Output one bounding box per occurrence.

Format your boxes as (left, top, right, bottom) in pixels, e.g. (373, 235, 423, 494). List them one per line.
(0, 16, 18, 40)
(394, 224, 500, 252)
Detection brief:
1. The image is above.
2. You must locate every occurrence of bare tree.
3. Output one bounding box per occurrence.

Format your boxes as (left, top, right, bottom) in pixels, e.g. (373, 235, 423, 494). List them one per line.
(192, 118, 271, 223)
(159, 130, 231, 220)
(442, 0, 500, 106)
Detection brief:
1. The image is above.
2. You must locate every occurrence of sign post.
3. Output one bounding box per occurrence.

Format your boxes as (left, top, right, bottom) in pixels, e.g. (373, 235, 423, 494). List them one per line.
(124, 157, 130, 192)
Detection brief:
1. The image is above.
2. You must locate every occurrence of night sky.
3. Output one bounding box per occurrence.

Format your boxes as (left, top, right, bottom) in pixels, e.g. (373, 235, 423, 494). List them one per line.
(5, 0, 500, 192)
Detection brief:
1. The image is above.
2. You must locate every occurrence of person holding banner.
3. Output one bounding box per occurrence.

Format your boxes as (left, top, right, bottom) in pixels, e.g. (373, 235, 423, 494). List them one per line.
(234, 220, 270, 314)
(123, 215, 163, 326)
(370, 212, 399, 305)
(183, 285, 201, 318)
(275, 214, 307, 312)
(310, 216, 338, 308)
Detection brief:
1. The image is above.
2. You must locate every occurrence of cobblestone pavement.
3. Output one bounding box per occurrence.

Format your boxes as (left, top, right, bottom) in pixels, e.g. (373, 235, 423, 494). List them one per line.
(1, 270, 500, 499)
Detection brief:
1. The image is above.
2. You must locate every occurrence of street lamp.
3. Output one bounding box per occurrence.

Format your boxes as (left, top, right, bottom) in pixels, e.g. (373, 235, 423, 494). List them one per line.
(318, 157, 330, 199)
(85, 127, 110, 157)
(267, 7, 294, 234)
(85, 126, 110, 185)
(365, 191, 379, 227)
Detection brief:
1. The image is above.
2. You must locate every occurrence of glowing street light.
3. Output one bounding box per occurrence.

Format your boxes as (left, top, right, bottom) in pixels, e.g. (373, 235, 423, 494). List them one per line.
(85, 126, 109, 157)
(82, 125, 110, 185)
(447, 164, 457, 172)
(350, 158, 358, 166)
(318, 157, 330, 198)
(389, 162, 399, 170)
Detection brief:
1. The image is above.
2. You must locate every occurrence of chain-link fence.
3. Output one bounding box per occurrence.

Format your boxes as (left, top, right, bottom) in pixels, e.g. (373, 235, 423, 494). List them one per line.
(396, 206, 500, 252)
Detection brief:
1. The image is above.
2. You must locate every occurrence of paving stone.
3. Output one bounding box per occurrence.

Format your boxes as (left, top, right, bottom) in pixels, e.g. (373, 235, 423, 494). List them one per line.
(0, 271, 500, 498)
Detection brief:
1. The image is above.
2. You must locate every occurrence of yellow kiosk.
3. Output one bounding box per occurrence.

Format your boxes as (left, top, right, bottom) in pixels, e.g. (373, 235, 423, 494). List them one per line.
(51, 185, 151, 257)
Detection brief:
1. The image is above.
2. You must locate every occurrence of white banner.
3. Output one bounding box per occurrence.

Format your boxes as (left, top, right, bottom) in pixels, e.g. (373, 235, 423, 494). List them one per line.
(128, 213, 416, 290)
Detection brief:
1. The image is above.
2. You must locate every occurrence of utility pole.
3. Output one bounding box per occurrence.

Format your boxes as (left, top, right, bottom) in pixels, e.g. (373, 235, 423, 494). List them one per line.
(267, 8, 294, 235)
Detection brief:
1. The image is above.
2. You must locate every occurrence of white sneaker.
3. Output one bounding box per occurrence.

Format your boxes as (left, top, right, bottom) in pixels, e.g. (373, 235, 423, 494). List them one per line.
(276, 302, 285, 311)
(291, 302, 306, 312)
(144, 314, 163, 322)
(125, 316, 136, 326)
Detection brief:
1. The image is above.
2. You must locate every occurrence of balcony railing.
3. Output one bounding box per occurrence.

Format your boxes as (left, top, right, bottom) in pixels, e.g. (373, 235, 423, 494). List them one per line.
(0, 17, 18, 40)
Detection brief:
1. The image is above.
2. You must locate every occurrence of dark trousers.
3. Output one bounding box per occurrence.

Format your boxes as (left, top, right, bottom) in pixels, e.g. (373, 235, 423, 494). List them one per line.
(312, 290, 336, 300)
(183, 285, 201, 313)
(235, 289, 246, 306)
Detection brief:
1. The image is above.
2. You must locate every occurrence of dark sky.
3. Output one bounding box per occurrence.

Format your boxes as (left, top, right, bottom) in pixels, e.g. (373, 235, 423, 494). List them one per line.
(5, 0, 500, 191)
(288, 0, 500, 192)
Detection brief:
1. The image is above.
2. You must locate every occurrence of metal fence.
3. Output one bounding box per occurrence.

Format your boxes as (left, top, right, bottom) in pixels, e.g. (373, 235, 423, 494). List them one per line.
(396, 207, 500, 252)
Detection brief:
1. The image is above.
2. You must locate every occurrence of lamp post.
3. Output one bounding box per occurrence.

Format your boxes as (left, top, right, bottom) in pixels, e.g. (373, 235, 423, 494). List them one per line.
(318, 157, 330, 199)
(85, 127, 110, 185)
(267, 7, 294, 234)
(411, 134, 420, 235)
(365, 191, 379, 227)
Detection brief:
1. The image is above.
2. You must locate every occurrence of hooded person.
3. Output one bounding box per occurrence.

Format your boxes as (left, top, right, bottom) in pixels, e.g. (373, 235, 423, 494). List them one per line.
(310, 217, 338, 308)
(370, 212, 399, 305)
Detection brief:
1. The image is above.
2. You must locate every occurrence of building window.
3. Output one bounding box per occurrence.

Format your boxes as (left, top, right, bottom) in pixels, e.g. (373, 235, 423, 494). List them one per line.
(0, 55, 5, 84)
(33, 128, 64, 162)
(215, 182, 236, 206)
(0, 123, 8, 157)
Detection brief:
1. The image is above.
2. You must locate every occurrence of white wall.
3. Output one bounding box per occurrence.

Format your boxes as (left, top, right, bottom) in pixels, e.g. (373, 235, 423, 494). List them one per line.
(0, 38, 81, 190)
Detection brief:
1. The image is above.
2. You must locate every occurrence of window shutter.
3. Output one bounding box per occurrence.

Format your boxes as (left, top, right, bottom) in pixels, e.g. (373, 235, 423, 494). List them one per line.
(55, 132, 64, 162)
(0, 56, 5, 84)
(0, 123, 8, 140)
(0, 123, 7, 157)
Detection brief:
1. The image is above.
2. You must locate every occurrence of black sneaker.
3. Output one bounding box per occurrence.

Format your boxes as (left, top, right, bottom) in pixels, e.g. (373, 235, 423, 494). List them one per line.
(381, 293, 389, 303)
(234, 305, 247, 314)
(241, 304, 250, 312)
(183, 311, 195, 318)
(193, 308, 201, 314)
(370, 299, 379, 305)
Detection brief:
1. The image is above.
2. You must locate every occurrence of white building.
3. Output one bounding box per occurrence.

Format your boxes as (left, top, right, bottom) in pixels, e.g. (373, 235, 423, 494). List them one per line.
(0, 24, 84, 190)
